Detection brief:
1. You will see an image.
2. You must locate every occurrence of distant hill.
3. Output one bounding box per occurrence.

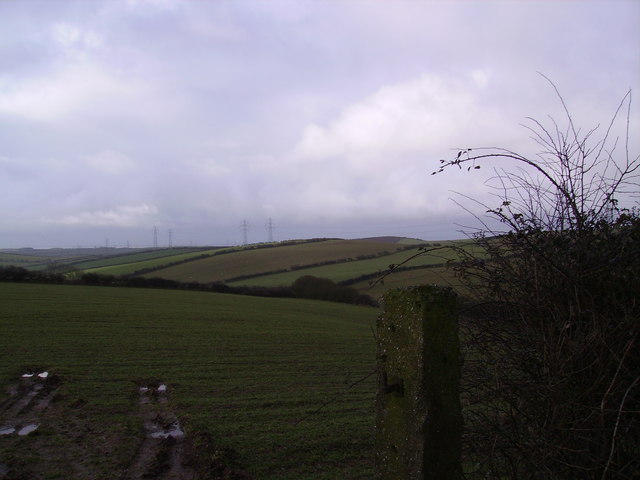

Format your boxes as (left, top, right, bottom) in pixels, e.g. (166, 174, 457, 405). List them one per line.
(137, 238, 407, 283)
(1, 237, 472, 296)
(0, 246, 213, 271)
(357, 236, 428, 244)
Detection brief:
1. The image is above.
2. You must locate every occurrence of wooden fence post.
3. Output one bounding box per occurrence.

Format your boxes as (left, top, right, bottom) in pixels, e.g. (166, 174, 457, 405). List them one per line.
(375, 285, 462, 480)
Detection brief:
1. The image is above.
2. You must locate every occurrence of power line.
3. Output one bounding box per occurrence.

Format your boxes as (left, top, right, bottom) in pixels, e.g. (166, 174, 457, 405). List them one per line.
(239, 220, 249, 245)
(153, 226, 158, 249)
(266, 218, 274, 242)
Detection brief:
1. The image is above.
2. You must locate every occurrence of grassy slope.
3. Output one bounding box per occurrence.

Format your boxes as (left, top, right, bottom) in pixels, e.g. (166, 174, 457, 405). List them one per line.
(2, 237, 477, 297)
(144, 239, 404, 283)
(72, 247, 215, 271)
(0, 252, 96, 270)
(1, 247, 157, 270)
(80, 249, 224, 276)
(354, 265, 463, 300)
(228, 244, 461, 287)
(0, 252, 44, 267)
(0, 283, 377, 480)
(0, 248, 218, 273)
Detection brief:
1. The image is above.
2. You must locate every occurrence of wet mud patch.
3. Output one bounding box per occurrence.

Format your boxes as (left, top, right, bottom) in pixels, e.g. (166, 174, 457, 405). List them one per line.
(0, 374, 252, 480)
(0, 371, 61, 439)
(0, 371, 62, 479)
(124, 381, 252, 480)
(181, 432, 253, 480)
(122, 381, 194, 480)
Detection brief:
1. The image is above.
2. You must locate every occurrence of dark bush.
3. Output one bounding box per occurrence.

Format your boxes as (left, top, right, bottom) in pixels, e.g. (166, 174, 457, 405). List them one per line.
(0, 265, 30, 282)
(434, 81, 640, 479)
(291, 275, 374, 305)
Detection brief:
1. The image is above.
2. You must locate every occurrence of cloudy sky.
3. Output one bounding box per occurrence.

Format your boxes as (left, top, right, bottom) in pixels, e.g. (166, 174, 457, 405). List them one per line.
(1, 0, 638, 248)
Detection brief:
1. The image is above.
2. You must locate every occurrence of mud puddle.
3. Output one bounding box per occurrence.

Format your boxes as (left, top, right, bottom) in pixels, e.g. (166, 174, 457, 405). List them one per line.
(0, 371, 61, 479)
(0, 374, 251, 479)
(0, 371, 60, 438)
(122, 381, 194, 480)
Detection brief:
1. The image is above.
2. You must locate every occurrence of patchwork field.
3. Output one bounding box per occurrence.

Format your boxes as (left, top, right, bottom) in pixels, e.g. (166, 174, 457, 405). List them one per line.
(1, 237, 476, 302)
(0, 247, 210, 272)
(68, 247, 215, 271)
(351, 264, 463, 300)
(0, 252, 43, 268)
(141, 239, 407, 283)
(76, 248, 223, 276)
(227, 243, 462, 288)
(0, 283, 377, 479)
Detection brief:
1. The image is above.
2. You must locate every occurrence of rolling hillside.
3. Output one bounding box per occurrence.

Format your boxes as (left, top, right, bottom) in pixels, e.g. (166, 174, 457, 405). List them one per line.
(139, 238, 410, 283)
(227, 242, 461, 287)
(1, 237, 474, 297)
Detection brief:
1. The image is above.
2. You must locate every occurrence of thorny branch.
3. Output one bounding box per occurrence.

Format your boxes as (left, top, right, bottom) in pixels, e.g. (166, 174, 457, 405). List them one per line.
(429, 78, 639, 479)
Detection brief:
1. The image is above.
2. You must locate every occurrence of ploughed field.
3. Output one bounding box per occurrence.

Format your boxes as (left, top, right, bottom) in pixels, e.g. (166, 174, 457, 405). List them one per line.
(0, 283, 377, 480)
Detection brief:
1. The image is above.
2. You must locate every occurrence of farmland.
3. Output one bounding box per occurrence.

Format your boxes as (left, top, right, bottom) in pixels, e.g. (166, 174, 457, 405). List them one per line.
(0, 237, 472, 302)
(68, 247, 216, 271)
(0, 282, 377, 479)
(140, 239, 410, 284)
(0, 236, 476, 478)
(76, 248, 224, 276)
(227, 241, 466, 288)
(0, 247, 210, 272)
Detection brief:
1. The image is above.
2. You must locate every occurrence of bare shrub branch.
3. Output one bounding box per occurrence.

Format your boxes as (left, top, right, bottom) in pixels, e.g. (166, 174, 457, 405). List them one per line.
(433, 80, 639, 480)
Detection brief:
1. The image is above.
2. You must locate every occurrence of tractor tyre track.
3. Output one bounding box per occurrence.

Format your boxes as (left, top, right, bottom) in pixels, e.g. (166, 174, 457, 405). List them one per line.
(121, 382, 194, 480)
(0, 372, 60, 438)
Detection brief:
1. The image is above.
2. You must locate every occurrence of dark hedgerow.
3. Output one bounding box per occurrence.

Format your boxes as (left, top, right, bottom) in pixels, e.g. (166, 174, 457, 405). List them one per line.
(291, 275, 376, 306)
(433, 78, 640, 480)
(0, 266, 374, 306)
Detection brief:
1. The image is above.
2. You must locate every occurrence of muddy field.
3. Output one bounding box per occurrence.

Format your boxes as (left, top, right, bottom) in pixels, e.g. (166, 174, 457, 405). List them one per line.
(0, 372, 251, 479)
(0, 283, 376, 479)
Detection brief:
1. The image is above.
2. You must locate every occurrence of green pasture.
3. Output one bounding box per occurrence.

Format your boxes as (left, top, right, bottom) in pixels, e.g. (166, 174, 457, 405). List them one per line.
(228, 244, 464, 287)
(0, 247, 219, 274)
(0, 283, 377, 479)
(395, 237, 429, 245)
(145, 239, 404, 283)
(0, 252, 95, 271)
(353, 265, 463, 300)
(71, 247, 213, 271)
(80, 248, 224, 276)
(0, 252, 44, 268)
(0, 247, 146, 271)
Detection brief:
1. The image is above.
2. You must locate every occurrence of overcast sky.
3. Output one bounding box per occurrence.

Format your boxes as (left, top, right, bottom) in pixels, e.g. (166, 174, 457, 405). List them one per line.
(1, 0, 638, 248)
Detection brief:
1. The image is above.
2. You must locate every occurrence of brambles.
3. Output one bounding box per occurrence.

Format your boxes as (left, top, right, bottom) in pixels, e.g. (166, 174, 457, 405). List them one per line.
(436, 79, 640, 479)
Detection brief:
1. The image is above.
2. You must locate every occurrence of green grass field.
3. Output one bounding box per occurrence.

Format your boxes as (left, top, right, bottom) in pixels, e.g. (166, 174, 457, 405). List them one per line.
(0, 252, 84, 270)
(80, 248, 224, 276)
(0, 247, 222, 274)
(0, 283, 377, 479)
(71, 247, 215, 271)
(0, 252, 44, 268)
(1, 237, 478, 300)
(144, 239, 405, 284)
(228, 243, 464, 288)
(354, 265, 463, 300)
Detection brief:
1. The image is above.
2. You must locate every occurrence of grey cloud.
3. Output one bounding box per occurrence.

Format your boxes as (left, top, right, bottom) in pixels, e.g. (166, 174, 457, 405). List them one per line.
(0, 0, 638, 247)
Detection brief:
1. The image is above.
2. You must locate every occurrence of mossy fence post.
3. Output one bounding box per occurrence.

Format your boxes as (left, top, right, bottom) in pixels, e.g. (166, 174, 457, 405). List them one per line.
(375, 285, 462, 480)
